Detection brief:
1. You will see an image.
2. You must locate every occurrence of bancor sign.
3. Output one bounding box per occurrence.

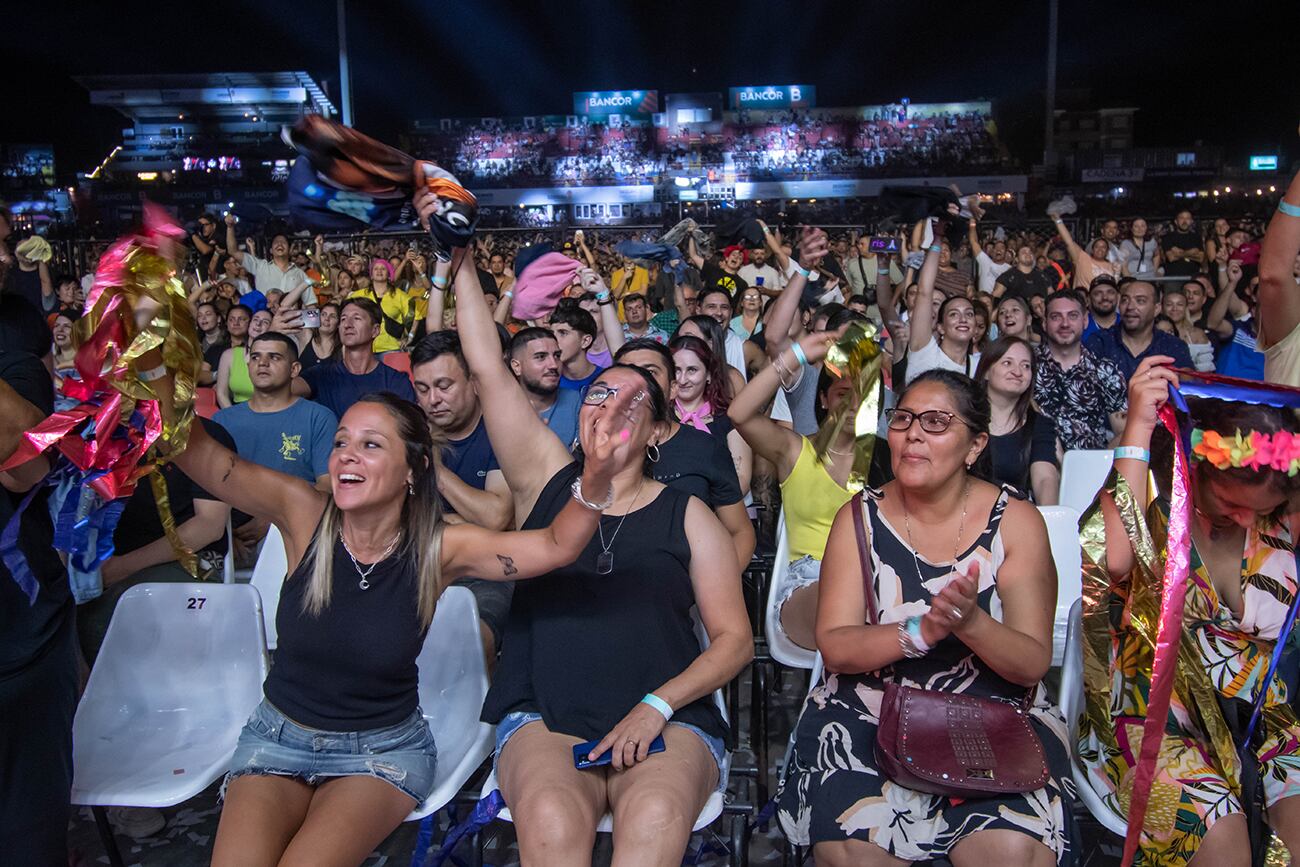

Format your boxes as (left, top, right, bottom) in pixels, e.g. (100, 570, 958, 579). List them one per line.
(728, 85, 816, 110)
(573, 90, 659, 119)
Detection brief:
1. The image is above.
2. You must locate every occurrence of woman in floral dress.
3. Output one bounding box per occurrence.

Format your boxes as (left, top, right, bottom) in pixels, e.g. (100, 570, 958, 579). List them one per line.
(1080, 355, 1300, 866)
(777, 370, 1074, 866)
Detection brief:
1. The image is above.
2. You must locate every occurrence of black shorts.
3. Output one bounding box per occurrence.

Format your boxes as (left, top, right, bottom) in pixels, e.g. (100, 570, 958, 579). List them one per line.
(453, 578, 514, 652)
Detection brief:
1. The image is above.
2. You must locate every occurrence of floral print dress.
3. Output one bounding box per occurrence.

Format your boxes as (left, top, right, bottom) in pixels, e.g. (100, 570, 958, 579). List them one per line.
(776, 487, 1075, 862)
(1079, 503, 1300, 866)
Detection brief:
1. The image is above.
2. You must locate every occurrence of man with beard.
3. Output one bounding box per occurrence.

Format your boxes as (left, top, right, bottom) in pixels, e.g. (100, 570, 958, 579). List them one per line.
(1161, 209, 1206, 279)
(1034, 290, 1129, 450)
(409, 330, 514, 663)
(738, 244, 784, 298)
(1082, 274, 1119, 343)
(1086, 278, 1193, 380)
(508, 326, 581, 449)
(993, 242, 1053, 301)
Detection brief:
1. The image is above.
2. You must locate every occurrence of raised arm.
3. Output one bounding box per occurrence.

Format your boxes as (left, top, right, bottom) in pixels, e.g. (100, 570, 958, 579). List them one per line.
(967, 218, 984, 258)
(424, 260, 449, 333)
(1049, 213, 1084, 262)
(686, 234, 705, 271)
(440, 386, 631, 584)
(1205, 261, 1244, 338)
(907, 226, 942, 353)
(1260, 172, 1300, 349)
(224, 213, 239, 263)
(759, 221, 791, 274)
(586, 269, 626, 355)
(729, 331, 832, 479)
(763, 229, 824, 358)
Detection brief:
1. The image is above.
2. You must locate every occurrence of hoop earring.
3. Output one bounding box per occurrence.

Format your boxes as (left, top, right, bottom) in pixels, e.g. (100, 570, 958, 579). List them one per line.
(646, 443, 661, 463)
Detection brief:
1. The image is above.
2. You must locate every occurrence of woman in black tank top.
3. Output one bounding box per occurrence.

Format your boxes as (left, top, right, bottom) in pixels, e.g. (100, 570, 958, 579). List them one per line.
(160, 343, 644, 867)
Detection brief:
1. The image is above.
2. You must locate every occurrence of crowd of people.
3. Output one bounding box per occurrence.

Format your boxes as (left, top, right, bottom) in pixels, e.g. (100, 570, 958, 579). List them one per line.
(5, 166, 1300, 867)
(409, 108, 1004, 188)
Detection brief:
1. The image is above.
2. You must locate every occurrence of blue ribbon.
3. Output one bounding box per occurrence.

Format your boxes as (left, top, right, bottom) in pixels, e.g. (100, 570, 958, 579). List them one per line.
(0, 485, 43, 603)
(423, 790, 505, 867)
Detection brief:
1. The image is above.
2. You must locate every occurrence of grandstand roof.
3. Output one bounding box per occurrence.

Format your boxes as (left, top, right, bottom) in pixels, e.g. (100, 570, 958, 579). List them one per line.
(75, 72, 336, 123)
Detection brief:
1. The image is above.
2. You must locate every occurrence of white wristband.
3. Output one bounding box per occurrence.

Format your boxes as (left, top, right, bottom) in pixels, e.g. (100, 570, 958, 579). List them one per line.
(640, 693, 674, 721)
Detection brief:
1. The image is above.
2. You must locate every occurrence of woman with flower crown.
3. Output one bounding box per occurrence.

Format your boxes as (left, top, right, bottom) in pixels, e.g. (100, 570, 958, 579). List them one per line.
(1080, 355, 1300, 866)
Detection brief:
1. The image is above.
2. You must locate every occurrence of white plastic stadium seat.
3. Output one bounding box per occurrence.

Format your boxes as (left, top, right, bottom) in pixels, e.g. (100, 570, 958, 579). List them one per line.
(405, 586, 495, 822)
(763, 509, 817, 670)
(1038, 506, 1083, 667)
(71, 583, 269, 808)
(250, 523, 289, 650)
(1059, 449, 1113, 518)
(222, 514, 235, 583)
(1058, 599, 1128, 836)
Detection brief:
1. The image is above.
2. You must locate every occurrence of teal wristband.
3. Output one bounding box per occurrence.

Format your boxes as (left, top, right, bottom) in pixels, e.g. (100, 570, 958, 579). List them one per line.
(792, 264, 810, 279)
(929, 244, 942, 254)
(1114, 446, 1150, 463)
(905, 615, 932, 654)
(1279, 201, 1300, 218)
(790, 343, 809, 366)
(431, 274, 449, 288)
(641, 693, 673, 721)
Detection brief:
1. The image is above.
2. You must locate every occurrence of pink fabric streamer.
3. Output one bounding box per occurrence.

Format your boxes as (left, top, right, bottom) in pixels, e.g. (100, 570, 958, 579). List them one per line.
(1121, 403, 1193, 867)
(675, 400, 712, 433)
(511, 253, 581, 321)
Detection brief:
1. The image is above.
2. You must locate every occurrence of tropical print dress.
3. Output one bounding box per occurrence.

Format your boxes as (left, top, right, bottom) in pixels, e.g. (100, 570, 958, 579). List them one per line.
(1078, 497, 1300, 866)
(776, 486, 1075, 862)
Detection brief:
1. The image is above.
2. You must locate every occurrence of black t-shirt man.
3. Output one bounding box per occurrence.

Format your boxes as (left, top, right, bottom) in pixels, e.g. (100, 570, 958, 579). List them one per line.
(701, 261, 748, 299)
(3, 266, 45, 313)
(440, 417, 500, 512)
(0, 349, 78, 867)
(1161, 227, 1203, 279)
(995, 267, 1054, 301)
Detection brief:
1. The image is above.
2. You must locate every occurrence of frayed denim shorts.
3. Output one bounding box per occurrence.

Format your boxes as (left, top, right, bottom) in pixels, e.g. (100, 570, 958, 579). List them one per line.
(224, 699, 437, 803)
(493, 711, 727, 794)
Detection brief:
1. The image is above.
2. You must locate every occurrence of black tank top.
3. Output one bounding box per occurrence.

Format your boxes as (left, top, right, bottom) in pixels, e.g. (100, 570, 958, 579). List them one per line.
(263, 527, 427, 731)
(481, 463, 729, 745)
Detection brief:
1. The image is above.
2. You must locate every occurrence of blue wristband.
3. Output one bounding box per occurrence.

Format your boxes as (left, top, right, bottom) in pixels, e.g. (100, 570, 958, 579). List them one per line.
(905, 615, 932, 654)
(790, 343, 809, 366)
(928, 244, 942, 254)
(1114, 446, 1150, 463)
(1279, 200, 1300, 218)
(641, 693, 673, 721)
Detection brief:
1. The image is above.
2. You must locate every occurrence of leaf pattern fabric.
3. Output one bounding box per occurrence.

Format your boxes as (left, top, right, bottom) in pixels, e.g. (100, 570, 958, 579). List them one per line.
(775, 487, 1075, 863)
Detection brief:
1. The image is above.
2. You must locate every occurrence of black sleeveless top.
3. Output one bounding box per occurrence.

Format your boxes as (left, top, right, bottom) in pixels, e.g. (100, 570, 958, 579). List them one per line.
(263, 528, 427, 731)
(481, 463, 729, 745)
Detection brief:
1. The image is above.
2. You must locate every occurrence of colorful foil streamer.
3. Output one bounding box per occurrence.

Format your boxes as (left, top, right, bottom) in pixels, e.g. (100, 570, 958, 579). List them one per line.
(812, 321, 884, 491)
(1119, 401, 1192, 867)
(0, 211, 202, 599)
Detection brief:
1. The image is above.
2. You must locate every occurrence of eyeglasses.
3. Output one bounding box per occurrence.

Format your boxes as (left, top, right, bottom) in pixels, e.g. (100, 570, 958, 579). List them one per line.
(884, 408, 971, 434)
(582, 384, 647, 407)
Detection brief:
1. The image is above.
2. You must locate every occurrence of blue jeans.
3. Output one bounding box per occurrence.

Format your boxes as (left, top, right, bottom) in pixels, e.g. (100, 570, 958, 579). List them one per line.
(225, 700, 437, 803)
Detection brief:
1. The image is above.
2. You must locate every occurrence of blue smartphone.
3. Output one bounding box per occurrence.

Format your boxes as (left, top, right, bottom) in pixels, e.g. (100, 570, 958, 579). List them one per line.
(573, 735, 666, 769)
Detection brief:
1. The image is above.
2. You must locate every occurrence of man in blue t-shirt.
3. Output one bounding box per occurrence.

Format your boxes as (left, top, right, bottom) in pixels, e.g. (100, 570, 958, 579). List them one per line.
(215, 332, 336, 488)
(294, 297, 415, 418)
(1084, 279, 1193, 381)
(508, 327, 581, 450)
(410, 330, 514, 662)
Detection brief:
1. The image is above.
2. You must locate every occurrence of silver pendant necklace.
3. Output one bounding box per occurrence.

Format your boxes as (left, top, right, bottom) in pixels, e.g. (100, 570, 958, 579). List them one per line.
(339, 529, 401, 590)
(595, 476, 646, 575)
(900, 479, 971, 587)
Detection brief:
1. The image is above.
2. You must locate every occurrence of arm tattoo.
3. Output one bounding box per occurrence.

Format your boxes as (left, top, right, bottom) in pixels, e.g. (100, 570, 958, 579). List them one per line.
(221, 454, 236, 483)
(496, 554, 518, 577)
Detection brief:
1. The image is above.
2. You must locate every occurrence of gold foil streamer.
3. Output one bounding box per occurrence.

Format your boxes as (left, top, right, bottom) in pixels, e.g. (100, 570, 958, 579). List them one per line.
(812, 322, 884, 492)
(79, 240, 203, 575)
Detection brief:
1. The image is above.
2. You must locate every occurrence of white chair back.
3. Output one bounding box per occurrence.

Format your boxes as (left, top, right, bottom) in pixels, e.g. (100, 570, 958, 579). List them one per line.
(250, 523, 289, 650)
(72, 583, 268, 808)
(1058, 599, 1128, 836)
(221, 514, 235, 583)
(763, 508, 817, 670)
(1059, 449, 1112, 517)
(1038, 505, 1083, 667)
(405, 585, 495, 821)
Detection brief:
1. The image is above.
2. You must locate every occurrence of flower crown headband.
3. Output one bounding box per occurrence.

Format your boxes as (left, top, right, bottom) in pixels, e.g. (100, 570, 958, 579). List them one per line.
(1190, 428, 1300, 476)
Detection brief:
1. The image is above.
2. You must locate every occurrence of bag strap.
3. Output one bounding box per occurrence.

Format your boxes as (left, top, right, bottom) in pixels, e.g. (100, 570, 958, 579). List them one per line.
(850, 492, 878, 626)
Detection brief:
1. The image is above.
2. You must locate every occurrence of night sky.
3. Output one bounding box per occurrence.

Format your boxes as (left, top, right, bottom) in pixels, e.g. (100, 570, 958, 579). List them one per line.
(3, 0, 1294, 179)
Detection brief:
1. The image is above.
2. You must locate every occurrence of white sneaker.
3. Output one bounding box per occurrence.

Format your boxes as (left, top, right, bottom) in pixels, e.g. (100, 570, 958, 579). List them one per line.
(107, 806, 166, 839)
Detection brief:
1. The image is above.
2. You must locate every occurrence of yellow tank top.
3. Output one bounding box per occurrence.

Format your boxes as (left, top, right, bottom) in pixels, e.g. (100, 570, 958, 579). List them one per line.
(779, 437, 854, 562)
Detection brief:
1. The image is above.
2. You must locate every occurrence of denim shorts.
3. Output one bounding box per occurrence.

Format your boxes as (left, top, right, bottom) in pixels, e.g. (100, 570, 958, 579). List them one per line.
(493, 710, 727, 794)
(773, 555, 822, 645)
(225, 700, 438, 803)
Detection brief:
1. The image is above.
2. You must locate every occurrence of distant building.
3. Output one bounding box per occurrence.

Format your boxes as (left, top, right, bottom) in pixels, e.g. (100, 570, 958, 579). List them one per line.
(1053, 107, 1138, 153)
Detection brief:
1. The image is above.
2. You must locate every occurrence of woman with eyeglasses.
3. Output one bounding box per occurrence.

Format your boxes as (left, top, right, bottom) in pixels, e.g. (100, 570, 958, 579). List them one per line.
(904, 244, 980, 386)
(776, 369, 1070, 867)
(730, 287, 764, 339)
(974, 337, 1061, 504)
(416, 230, 754, 867)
